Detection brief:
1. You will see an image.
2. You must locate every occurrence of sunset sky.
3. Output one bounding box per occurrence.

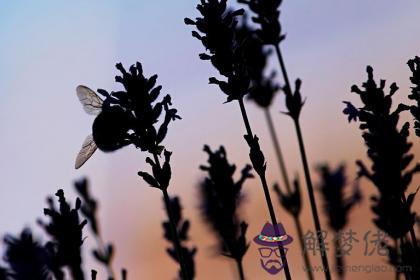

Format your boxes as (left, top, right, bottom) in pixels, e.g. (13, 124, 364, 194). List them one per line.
(0, 1, 419, 279)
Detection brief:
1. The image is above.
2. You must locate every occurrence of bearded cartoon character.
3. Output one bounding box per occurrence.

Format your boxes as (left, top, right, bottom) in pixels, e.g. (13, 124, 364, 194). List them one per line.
(253, 222, 293, 275)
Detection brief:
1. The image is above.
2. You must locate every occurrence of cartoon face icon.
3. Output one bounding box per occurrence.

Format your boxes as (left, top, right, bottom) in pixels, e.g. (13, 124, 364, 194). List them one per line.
(253, 222, 293, 275)
(258, 246, 288, 274)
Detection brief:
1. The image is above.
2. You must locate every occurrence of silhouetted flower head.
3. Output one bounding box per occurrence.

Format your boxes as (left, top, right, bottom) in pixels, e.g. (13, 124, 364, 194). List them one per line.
(317, 164, 361, 232)
(342, 101, 359, 122)
(162, 196, 196, 280)
(244, 134, 266, 176)
(199, 145, 252, 261)
(185, 1, 252, 102)
(238, 0, 285, 45)
(316, 164, 361, 278)
(273, 176, 301, 217)
(235, 15, 280, 108)
(74, 178, 98, 235)
(407, 56, 420, 137)
(38, 189, 87, 280)
(93, 62, 181, 154)
(138, 149, 173, 190)
(74, 178, 114, 271)
(3, 229, 51, 280)
(345, 66, 420, 239)
(284, 79, 305, 120)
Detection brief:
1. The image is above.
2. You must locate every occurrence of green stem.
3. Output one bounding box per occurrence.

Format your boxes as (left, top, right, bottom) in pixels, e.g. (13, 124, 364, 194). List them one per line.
(238, 98, 292, 280)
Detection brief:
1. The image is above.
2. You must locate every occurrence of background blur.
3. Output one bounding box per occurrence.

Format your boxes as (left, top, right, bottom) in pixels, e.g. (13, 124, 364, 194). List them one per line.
(0, 0, 419, 279)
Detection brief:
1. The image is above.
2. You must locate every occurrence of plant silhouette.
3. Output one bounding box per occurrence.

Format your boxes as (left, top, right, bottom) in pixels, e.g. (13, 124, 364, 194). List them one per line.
(0, 189, 89, 280)
(38, 189, 87, 280)
(74, 178, 115, 279)
(344, 65, 420, 276)
(91, 62, 181, 154)
(234, 15, 280, 109)
(185, 1, 292, 278)
(317, 164, 361, 279)
(76, 62, 189, 279)
(162, 196, 197, 280)
(238, 0, 332, 277)
(273, 176, 314, 280)
(236, 13, 315, 280)
(386, 237, 420, 279)
(0, 185, 132, 280)
(199, 145, 252, 280)
(407, 56, 420, 137)
(3, 229, 51, 280)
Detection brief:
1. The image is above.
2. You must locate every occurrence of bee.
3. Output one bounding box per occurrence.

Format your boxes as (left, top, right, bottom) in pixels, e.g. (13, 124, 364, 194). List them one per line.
(75, 85, 103, 169)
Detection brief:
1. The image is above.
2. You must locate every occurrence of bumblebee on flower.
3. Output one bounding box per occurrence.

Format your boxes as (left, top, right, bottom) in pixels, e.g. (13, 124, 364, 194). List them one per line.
(75, 62, 181, 169)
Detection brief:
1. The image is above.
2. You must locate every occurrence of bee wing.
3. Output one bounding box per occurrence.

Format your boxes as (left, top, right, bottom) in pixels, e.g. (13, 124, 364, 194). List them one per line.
(76, 85, 103, 115)
(75, 134, 98, 169)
